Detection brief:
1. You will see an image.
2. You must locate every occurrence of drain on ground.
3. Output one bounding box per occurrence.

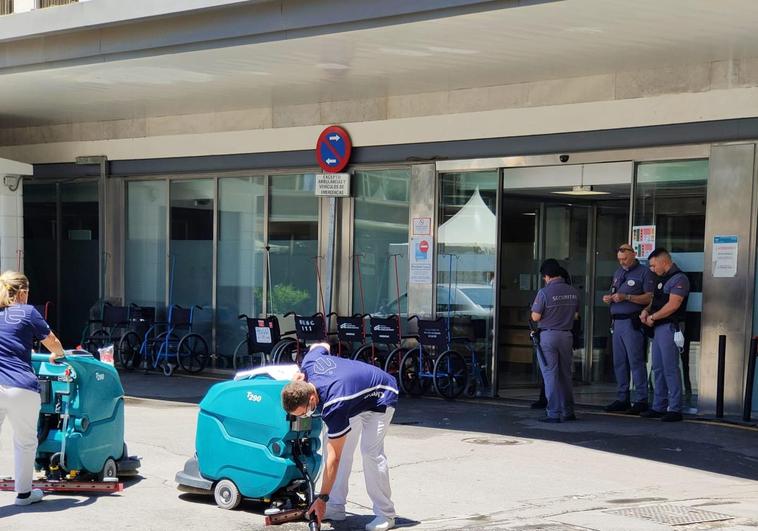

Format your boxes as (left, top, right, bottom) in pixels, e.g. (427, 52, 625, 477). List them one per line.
(462, 437, 528, 446)
(605, 504, 734, 526)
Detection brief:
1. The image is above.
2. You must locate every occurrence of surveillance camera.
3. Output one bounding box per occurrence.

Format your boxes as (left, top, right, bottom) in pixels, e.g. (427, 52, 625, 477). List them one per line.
(559, 155, 570, 163)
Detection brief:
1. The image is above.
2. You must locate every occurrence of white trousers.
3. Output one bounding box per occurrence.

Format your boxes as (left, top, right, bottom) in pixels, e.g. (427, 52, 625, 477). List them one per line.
(0, 385, 41, 493)
(329, 407, 396, 518)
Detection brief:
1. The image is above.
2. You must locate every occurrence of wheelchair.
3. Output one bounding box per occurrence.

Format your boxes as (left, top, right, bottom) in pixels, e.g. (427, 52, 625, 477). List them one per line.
(232, 314, 281, 371)
(147, 305, 209, 376)
(80, 302, 130, 358)
(399, 316, 480, 399)
(270, 312, 326, 365)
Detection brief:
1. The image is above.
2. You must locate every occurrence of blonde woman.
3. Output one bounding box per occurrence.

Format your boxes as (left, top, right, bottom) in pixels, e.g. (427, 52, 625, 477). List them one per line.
(0, 271, 64, 506)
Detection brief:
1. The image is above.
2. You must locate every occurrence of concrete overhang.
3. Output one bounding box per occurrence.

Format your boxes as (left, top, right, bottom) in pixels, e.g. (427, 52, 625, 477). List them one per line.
(1, 0, 758, 128)
(0, 157, 33, 175)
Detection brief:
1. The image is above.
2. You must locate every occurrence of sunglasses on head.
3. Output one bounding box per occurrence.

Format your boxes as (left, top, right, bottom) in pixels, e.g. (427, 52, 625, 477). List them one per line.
(616, 247, 634, 253)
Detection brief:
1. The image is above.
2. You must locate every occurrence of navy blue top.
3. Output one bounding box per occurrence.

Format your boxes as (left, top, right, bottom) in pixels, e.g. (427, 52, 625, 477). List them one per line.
(0, 304, 51, 392)
(610, 261, 656, 315)
(301, 347, 398, 439)
(531, 278, 580, 331)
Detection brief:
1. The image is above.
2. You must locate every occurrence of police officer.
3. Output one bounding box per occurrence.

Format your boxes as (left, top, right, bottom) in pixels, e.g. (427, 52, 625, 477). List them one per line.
(640, 248, 689, 422)
(602, 244, 654, 414)
(530, 259, 580, 423)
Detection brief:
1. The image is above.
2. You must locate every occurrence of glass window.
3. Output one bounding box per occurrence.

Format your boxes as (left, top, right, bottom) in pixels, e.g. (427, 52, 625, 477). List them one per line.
(126, 181, 167, 309)
(352, 169, 410, 316)
(170, 180, 214, 341)
(634, 159, 707, 408)
(269, 174, 319, 316)
(23, 182, 100, 345)
(217, 176, 266, 358)
(437, 171, 498, 379)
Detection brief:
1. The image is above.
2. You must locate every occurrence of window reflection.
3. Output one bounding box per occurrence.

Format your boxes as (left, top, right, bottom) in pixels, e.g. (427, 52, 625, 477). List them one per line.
(353, 169, 411, 317)
(438, 171, 498, 380)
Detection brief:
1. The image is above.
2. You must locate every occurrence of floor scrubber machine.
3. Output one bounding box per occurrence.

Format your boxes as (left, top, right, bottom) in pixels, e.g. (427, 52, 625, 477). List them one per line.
(176, 365, 322, 530)
(0, 351, 141, 493)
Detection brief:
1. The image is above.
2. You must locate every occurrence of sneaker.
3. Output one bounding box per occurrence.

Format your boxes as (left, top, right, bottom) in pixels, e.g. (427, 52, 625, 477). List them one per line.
(530, 399, 547, 409)
(561, 414, 577, 421)
(324, 505, 346, 521)
(15, 489, 44, 506)
(661, 411, 683, 422)
(537, 416, 561, 423)
(625, 402, 649, 414)
(639, 409, 665, 419)
(604, 400, 631, 412)
(366, 516, 395, 531)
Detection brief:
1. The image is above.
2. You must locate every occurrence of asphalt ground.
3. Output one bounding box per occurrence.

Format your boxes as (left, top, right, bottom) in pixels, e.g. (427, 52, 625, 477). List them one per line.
(1, 372, 758, 530)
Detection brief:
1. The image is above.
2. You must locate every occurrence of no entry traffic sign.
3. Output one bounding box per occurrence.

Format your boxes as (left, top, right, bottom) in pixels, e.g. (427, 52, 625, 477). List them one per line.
(316, 125, 352, 173)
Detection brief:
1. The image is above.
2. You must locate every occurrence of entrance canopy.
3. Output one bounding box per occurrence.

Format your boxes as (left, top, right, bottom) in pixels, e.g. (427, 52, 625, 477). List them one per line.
(1, 0, 758, 127)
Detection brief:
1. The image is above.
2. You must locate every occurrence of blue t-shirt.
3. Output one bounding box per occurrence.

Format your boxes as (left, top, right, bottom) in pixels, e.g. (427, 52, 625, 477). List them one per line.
(531, 278, 579, 331)
(301, 347, 398, 439)
(0, 304, 51, 392)
(610, 261, 656, 315)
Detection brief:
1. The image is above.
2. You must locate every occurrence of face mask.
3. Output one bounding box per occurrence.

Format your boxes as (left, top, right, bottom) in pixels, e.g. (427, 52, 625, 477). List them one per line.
(300, 399, 316, 418)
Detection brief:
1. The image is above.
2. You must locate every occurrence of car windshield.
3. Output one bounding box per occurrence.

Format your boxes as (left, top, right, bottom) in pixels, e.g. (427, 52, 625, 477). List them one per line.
(460, 287, 494, 308)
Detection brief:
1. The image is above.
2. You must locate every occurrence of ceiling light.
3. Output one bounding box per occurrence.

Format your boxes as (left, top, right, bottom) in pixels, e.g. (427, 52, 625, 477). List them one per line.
(553, 185, 610, 196)
(521, 212, 537, 216)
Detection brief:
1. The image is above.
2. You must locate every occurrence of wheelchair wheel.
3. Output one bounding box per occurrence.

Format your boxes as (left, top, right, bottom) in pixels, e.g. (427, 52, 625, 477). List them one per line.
(270, 338, 298, 364)
(232, 338, 266, 371)
(177, 333, 209, 374)
(117, 331, 142, 371)
(383, 347, 406, 391)
(352, 344, 384, 368)
(433, 350, 468, 400)
(273, 339, 304, 365)
(83, 329, 110, 356)
(399, 347, 433, 397)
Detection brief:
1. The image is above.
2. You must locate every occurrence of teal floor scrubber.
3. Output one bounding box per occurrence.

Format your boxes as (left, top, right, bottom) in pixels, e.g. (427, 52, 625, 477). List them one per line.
(176, 365, 322, 529)
(1, 351, 141, 493)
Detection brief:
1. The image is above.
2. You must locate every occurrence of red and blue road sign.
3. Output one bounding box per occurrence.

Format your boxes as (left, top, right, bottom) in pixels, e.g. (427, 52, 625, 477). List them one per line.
(316, 125, 352, 173)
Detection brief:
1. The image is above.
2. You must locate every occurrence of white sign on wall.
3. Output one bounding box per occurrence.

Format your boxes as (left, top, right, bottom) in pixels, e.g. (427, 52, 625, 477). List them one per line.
(712, 235, 739, 278)
(315, 173, 351, 197)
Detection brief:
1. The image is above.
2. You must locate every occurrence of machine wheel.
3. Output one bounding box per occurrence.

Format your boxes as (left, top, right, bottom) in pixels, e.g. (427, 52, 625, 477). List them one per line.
(433, 350, 468, 400)
(214, 479, 242, 510)
(118, 331, 142, 371)
(177, 333, 209, 374)
(383, 347, 406, 391)
(98, 457, 118, 482)
(399, 348, 433, 397)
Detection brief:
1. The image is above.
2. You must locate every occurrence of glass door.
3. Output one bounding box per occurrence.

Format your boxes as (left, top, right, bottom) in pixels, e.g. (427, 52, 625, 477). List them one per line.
(498, 163, 632, 399)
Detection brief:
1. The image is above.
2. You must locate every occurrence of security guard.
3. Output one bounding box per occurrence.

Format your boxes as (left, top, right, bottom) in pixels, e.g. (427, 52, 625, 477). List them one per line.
(530, 259, 580, 423)
(640, 248, 689, 422)
(602, 244, 654, 414)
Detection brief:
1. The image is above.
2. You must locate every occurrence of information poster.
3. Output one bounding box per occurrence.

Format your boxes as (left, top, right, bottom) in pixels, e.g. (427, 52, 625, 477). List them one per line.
(632, 225, 656, 258)
(712, 235, 739, 278)
(409, 237, 433, 284)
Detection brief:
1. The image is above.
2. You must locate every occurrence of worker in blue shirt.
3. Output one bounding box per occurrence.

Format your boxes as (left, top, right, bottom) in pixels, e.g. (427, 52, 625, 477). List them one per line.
(281, 340, 398, 531)
(602, 244, 655, 414)
(640, 248, 689, 422)
(530, 259, 580, 423)
(0, 271, 65, 506)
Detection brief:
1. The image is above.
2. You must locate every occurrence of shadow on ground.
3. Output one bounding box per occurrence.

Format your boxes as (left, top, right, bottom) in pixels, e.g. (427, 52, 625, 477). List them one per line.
(394, 396, 758, 482)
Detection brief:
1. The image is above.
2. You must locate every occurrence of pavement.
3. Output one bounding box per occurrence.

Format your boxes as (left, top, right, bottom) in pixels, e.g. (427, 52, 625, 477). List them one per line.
(1, 371, 758, 530)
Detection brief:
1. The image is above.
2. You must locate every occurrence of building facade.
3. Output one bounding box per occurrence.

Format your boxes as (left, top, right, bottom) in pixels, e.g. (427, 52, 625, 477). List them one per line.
(2, 0, 758, 415)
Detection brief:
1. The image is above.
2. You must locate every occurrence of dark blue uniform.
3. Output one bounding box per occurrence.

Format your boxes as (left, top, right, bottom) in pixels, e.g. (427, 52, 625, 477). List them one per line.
(531, 278, 580, 419)
(609, 262, 655, 404)
(649, 265, 689, 413)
